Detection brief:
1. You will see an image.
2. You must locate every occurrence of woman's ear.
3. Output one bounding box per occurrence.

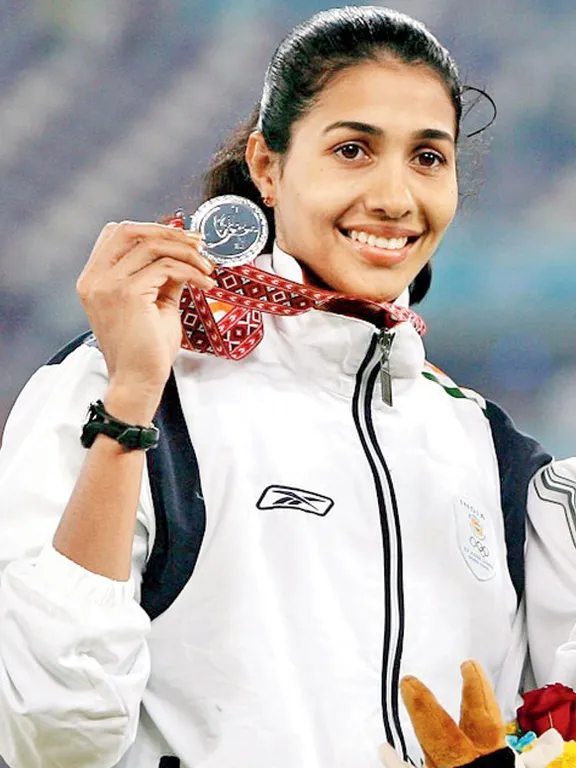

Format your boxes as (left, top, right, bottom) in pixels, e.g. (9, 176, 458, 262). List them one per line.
(245, 131, 280, 205)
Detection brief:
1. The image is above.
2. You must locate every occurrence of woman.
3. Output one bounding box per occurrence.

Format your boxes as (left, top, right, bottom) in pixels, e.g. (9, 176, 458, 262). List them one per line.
(0, 6, 573, 768)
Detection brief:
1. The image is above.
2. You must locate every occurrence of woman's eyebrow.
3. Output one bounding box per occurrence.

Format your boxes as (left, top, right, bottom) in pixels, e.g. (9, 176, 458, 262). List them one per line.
(323, 121, 454, 143)
(323, 120, 383, 136)
(414, 128, 455, 143)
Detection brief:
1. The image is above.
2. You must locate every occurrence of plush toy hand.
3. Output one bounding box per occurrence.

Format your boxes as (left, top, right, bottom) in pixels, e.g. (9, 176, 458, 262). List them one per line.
(378, 661, 566, 768)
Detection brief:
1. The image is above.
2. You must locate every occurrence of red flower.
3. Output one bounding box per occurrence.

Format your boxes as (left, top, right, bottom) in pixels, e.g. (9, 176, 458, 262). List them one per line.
(517, 683, 576, 739)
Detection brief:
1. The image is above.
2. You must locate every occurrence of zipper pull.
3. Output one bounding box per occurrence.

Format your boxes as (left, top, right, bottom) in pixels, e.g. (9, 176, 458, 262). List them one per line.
(378, 329, 395, 406)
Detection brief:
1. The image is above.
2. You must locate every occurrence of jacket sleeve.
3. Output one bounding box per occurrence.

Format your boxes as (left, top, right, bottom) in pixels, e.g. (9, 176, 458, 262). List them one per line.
(526, 457, 576, 687)
(0, 340, 154, 768)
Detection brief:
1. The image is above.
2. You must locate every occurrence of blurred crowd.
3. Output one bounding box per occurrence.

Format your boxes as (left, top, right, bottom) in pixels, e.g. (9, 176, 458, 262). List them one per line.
(0, 0, 575, 456)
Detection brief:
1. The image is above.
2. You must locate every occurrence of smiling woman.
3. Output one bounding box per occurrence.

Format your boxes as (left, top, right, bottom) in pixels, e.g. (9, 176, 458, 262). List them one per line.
(246, 60, 458, 301)
(204, 5, 466, 304)
(0, 6, 573, 768)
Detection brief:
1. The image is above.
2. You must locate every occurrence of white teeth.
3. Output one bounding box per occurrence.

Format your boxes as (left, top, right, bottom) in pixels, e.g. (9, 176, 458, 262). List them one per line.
(347, 230, 409, 250)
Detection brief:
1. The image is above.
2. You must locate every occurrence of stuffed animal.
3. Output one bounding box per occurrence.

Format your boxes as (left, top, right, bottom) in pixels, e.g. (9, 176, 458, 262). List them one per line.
(379, 661, 566, 768)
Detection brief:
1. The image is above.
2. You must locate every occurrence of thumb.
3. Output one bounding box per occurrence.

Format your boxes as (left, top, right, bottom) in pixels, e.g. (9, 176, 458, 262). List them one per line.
(156, 274, 190, 310)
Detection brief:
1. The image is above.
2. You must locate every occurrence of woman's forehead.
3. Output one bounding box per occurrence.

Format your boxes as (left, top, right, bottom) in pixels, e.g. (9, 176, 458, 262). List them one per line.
(297, 60, 456, 138)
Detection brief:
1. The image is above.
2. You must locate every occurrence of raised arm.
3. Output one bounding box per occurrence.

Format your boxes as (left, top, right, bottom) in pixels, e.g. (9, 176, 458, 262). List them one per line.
(0, 220, 215, 767)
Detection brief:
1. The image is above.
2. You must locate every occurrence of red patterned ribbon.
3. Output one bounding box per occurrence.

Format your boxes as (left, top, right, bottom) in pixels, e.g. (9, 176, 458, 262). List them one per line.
(179, 263, 426, 361)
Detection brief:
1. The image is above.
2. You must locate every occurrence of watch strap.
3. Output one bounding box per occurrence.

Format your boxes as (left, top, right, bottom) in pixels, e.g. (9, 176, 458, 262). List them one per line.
(81, 400, 160, 450)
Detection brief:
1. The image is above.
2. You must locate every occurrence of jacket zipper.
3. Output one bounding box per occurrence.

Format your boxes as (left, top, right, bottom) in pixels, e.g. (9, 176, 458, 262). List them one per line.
(352, 332, 409, 761)
(378, 328, 396, 406)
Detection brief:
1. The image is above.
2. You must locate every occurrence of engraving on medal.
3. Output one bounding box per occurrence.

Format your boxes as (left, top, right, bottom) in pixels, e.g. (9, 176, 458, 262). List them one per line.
(190, 195, 269, 267)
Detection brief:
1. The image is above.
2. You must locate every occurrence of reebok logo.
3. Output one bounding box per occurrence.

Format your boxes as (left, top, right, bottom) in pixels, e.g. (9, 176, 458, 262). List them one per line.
(256, 485, 334, 516)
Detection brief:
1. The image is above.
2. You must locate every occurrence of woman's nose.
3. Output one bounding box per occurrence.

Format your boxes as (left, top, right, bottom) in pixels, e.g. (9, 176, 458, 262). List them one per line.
(365, 164, 415, 219)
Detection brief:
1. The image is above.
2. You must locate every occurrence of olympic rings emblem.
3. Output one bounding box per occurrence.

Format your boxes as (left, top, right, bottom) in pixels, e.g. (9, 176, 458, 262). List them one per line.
(469, 537, 490, 558)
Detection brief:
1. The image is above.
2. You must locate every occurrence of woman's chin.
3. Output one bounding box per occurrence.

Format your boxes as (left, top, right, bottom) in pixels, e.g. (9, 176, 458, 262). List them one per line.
(301, 264, 407, 303)
(330, 276, 407, 304)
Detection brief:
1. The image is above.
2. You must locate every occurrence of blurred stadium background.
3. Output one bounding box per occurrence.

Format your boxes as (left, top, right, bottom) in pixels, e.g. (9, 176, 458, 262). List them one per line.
(0, 0, 575, 457)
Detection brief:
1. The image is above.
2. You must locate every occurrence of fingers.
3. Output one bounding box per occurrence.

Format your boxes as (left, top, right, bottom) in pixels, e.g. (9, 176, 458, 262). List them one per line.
(112, 237, 214, 279)
(400, 675, 479, 768)
(75, 220, 217, 394)
(83, 220, 207, 271)
(80, 255, 215, 312)
(130, 256, 217, 300)
(78, 225, 216, 305)
(459, 661, 506, 755)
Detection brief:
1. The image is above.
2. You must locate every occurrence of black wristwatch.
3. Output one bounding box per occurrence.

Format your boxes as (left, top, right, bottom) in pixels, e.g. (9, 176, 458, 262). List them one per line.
(81, 400, 160, 451)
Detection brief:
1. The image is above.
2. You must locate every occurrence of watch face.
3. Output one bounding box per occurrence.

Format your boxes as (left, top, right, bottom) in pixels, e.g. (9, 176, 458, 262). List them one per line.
(190, 195, 269, 267)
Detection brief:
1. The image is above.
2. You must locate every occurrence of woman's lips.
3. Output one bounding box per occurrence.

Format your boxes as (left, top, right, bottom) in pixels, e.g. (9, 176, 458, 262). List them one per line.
(341, 229, 418, 267)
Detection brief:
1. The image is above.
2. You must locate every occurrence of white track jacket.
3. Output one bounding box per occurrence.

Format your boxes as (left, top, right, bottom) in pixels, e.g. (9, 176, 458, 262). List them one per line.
(1, 247, 576, 768)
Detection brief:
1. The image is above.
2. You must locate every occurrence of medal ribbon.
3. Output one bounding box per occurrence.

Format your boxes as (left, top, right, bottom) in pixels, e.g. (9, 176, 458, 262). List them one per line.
(179, 263, 426, 361)
(171, 207, 425, 360)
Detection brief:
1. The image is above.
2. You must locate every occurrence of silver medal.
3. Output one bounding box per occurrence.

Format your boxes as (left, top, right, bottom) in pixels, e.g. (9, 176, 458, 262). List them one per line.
(190, 195, 269, 267)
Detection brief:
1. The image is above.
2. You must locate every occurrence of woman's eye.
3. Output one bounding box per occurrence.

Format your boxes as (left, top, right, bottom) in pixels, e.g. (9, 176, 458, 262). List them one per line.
(335, 143, 367, 161)
(415, 151, 445, 168)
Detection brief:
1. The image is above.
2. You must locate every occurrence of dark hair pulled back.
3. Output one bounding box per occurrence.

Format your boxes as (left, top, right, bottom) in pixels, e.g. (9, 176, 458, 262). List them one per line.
(203, 6, 465, 305)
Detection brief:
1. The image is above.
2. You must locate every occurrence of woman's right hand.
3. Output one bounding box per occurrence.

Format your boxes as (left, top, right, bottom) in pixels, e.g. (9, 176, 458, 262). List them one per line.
(76, 221, 216, 417)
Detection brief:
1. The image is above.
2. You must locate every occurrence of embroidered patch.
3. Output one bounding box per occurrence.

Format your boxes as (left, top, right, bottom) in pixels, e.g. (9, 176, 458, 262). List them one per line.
(256, 485, 334, 516)
(454, 497, 497, 581)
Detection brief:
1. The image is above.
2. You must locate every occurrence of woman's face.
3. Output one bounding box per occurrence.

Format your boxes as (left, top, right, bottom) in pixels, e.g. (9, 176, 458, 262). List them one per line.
(248, 59, 458, 302)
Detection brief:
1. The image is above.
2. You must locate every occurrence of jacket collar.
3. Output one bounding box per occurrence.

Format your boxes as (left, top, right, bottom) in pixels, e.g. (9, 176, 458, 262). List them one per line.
(247, 244, 426, 402)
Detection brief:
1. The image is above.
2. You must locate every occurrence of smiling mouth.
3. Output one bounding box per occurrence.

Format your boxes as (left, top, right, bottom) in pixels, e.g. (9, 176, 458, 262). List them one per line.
(340, 228, 420, 252)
